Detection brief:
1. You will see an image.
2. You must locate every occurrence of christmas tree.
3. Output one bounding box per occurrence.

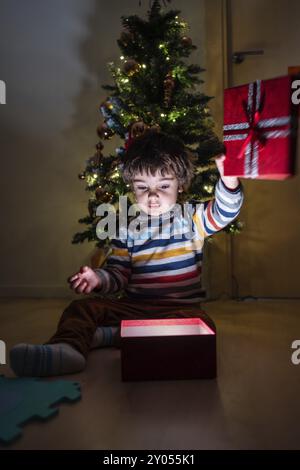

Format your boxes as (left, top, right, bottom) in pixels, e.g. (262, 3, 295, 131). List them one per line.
(72, 0, 243, 256)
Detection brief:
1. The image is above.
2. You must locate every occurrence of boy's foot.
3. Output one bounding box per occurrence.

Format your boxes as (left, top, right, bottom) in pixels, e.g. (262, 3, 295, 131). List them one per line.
(10, 343, 86, 377)
(90, 326, 120, 349)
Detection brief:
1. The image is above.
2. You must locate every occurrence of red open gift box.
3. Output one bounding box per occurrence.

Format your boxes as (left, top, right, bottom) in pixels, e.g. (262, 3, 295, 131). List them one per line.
(223, 75, 299, 179)
(120, 317, 216, 381)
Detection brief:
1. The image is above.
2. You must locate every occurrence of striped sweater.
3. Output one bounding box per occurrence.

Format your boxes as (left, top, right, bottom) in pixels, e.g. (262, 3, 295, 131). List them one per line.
(94, 178, 244, 303)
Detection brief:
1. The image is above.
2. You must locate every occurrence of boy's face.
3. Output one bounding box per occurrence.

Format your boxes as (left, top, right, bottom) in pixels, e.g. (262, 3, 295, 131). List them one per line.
(132, 170, 182, 216)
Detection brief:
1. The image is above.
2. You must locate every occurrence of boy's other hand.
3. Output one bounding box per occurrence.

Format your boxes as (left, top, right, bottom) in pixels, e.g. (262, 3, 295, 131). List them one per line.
(214, 154, 240, 190)
(68, 266, 101, 294)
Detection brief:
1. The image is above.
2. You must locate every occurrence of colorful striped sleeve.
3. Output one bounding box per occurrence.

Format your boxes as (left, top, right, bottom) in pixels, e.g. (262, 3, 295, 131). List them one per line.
(193, 178, 244, 238)
(93, 238, 131, 294)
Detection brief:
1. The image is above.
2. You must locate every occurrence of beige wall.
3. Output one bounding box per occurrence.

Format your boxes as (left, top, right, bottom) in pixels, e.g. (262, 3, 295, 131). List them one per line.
(2, 0, 298, 300)
(0, 0, 207, 297)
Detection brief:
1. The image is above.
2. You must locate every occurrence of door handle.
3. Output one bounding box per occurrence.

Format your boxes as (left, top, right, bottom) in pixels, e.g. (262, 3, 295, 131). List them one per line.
(232, 50, 264, 64)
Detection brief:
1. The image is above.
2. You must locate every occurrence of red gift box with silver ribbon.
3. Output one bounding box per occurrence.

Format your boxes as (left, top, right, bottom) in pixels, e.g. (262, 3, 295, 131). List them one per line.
(223, 75, 299, 179)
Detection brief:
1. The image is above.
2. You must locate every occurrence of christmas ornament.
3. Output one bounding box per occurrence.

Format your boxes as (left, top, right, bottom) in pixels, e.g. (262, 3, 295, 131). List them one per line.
(95, 187, 105, 200)
(100, 99, 113, 112)
(97, 123, 114, 139)
(96, 141, 104, 151)
(116, 146, 126, 157)
(106, 117, 116, 129)
(99, 99, 113, 119)
(181, 36, 193, 47)
(123, 59, 140, 76)
(78, 172, 86, 180)
(88, 154, 101, 167)
(120, 30, 134, 47)
(164, 71, 175, 107)
(102, 192, 113, 203)
(109, 96, 123, 111)
(131, 120, 149, 138)
(95, 187, 113, 203)
(110, 157, 121, 169)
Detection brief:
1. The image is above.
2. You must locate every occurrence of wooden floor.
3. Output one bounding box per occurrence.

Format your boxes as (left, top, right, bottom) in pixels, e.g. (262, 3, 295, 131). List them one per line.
(1, 297, 300, 450)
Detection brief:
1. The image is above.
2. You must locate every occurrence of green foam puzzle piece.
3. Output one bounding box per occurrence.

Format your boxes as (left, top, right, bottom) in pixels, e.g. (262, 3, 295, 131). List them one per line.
(0, 375, 81, 444)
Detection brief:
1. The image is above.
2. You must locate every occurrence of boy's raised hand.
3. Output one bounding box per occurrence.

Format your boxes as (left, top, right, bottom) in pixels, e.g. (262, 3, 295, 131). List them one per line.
(214, 154, 240, 190)
(68, 266, 101, 294)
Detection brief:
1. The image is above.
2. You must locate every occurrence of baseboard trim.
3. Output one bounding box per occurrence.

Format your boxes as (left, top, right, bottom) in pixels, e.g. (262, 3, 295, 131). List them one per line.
(0, 285, 75, 298)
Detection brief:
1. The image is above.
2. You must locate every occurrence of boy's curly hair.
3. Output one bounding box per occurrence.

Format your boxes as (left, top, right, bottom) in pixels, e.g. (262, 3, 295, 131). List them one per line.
(121, 129, 196, 191)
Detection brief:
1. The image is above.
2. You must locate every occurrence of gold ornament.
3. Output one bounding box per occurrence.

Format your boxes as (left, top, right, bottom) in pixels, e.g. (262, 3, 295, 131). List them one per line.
(100, 99, 113, 111)
(123, 59, 140, 76)
(78, 172, 86, 180)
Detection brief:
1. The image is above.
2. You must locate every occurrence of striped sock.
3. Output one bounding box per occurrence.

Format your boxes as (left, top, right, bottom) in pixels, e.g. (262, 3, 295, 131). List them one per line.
(90, 326, 120, 349)
(10, 343, 86, 377)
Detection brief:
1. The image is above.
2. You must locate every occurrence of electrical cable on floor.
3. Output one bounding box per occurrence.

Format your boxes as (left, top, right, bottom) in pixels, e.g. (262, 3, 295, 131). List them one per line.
(203, 229, 300, 302)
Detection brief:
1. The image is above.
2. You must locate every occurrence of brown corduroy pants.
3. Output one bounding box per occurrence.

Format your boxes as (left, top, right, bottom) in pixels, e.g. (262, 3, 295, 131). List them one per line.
(45, 296, 212, 358)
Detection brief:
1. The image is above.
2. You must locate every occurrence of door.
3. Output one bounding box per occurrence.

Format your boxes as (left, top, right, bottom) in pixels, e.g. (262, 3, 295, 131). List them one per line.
(204, 0, 300, 299)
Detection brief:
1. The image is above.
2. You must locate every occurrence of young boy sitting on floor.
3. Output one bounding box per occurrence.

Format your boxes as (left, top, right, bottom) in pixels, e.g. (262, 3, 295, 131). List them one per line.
(10, 130, 244, 377)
